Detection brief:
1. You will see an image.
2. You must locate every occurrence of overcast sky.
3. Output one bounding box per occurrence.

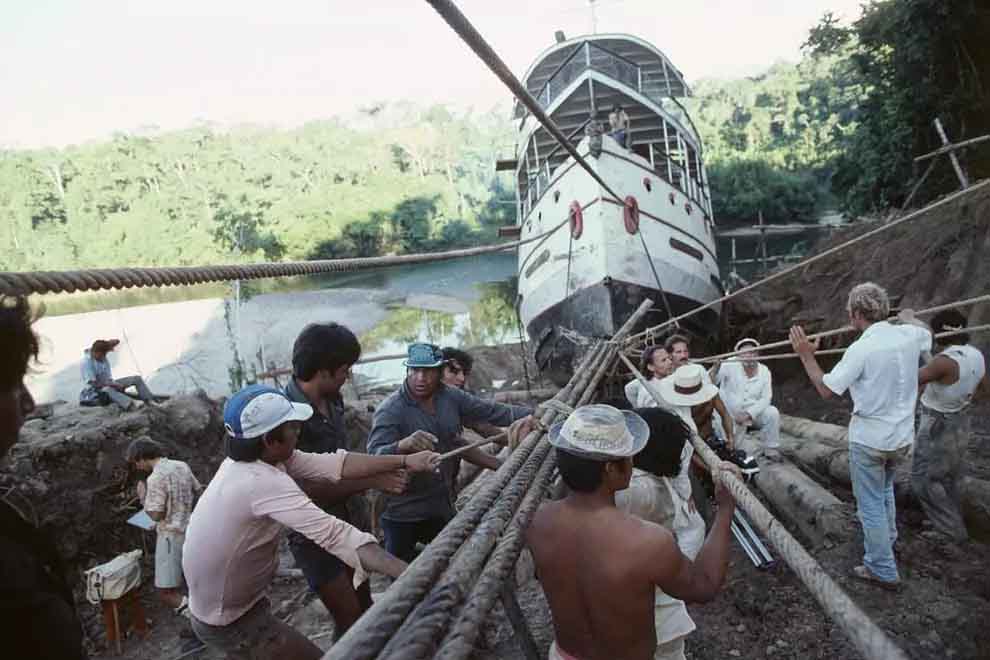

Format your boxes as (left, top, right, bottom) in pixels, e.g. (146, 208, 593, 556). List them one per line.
(1, 0, 863, 149)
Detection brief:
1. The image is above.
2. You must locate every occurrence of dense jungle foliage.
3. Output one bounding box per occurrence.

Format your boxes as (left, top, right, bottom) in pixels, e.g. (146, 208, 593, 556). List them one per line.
(1, 0, 985, 270)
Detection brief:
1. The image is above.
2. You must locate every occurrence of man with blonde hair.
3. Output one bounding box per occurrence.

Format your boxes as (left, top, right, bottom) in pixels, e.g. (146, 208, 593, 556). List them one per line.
(790, 282, 931, 589)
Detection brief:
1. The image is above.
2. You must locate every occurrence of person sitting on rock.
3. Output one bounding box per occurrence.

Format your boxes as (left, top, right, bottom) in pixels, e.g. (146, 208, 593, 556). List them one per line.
(712, 338, 781, 459)
(79, 339, 164, 410)
(914, 309, 987, 542)
(284, 323, 411, 638)
(127, 436, 204, 652)
(615, 407, 708, 660)
(0, 296, 87, 659)
(367, 342, 534, 562)
(527, 404, 736, 660)
(183, 385, 440, 660)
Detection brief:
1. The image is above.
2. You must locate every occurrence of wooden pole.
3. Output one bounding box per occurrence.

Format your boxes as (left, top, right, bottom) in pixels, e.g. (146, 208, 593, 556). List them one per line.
(934, 118, 970, 188)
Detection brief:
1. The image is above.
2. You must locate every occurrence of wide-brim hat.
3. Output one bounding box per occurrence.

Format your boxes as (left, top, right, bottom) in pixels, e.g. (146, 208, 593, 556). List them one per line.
(403, 342, 445, 368)
(224, 384, 313, 440)
(658, 364, 719, 407)
(548, 404, 649, 461)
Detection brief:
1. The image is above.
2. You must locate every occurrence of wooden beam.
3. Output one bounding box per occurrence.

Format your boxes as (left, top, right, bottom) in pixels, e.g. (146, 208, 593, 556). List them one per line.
(934, 118, 970, 188)
(495, 159, 518, 172)
(914, 133, 990, 162)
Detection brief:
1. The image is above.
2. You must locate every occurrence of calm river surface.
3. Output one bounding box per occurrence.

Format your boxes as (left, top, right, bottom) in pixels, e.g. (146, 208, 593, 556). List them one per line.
(27, 253, 519, 404)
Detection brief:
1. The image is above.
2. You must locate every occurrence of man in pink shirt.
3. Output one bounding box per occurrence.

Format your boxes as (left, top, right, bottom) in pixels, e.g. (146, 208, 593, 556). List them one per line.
(183, 385, 440, 659)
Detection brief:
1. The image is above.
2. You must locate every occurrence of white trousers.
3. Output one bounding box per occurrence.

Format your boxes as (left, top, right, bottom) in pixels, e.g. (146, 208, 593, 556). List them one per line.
(734, 405, 780, 449)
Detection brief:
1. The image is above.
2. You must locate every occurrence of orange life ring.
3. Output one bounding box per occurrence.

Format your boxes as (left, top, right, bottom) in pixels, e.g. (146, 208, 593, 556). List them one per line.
(569, 201, 583, 239)
(624, 195, 640, 234)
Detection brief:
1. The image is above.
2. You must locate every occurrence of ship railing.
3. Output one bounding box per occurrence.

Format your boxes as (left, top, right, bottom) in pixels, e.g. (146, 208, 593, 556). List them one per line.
(536, 42, 642, 111)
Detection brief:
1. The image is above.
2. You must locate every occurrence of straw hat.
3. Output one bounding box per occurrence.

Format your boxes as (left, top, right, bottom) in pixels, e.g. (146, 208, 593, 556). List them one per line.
(548, 404, 649, 461)
(657, 364, 719, 407)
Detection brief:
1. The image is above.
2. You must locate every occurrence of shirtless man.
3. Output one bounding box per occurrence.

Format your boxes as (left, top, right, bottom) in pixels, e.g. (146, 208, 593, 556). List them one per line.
(528, 404, 736, 660)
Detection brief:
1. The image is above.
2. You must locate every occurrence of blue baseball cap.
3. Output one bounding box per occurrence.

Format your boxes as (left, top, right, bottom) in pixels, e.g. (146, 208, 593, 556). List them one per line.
(404, 342, 445, 368)
(224, 385, 312, 440)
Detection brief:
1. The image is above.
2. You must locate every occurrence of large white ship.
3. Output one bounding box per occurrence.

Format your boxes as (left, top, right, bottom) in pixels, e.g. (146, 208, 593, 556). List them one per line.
(508, 34, 722, 383)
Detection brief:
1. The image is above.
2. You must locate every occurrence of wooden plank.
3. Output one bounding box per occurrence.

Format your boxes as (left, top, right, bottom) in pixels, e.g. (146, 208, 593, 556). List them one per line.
(495, 159, 518, 171)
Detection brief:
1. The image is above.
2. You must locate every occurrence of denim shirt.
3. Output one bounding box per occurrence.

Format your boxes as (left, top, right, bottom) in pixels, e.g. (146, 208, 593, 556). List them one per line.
(79, 350, 113, 404)
(367, 382, 531, 522)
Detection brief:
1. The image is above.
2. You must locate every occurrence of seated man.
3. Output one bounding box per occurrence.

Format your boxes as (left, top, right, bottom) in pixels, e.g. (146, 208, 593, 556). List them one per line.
(615, 408, 707, 660)
(79, 339, 163, 410)
(183, 385, 440, 660)
(713, 338, 781, 458)
(528, 404, 736, 660)
(368, 343, 534, 562)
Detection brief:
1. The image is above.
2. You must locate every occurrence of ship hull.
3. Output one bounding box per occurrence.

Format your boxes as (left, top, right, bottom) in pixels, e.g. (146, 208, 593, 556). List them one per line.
(517, 139, 721, 384)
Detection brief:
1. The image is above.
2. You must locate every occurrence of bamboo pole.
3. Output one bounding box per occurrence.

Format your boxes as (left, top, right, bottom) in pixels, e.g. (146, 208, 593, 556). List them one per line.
(697, 324, 990, 364)
(618, 352, 910, 660)
(695, 294, 990, 365)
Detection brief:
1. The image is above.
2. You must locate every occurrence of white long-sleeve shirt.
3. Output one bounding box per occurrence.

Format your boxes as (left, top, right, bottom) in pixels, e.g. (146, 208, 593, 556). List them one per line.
(715, 362, 773, 419)
(183, 450, 377, 625)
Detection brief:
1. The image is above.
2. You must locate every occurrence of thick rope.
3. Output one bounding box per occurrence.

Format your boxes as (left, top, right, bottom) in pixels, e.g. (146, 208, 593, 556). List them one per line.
(619, 352, 910, 660)
(325, 302, 653, 660)
(690, 293, 990, 364)
(626, 178, 990, 346)
(423, 0, 625, 207)
(322, 339, 607, 660)
(0, 217, 570, 297)
(433, 446, 558, 659)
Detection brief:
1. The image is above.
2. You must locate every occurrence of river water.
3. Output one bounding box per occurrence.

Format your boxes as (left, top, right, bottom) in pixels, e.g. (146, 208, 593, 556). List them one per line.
(26, 253, 519, 404)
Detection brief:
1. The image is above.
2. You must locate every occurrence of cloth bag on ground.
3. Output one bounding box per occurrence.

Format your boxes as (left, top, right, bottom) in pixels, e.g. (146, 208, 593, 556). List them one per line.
(85, 549, 143, 604)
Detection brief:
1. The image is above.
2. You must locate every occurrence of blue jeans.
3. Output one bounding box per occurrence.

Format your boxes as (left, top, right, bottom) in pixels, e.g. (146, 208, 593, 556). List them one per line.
(849, 442, 909, 582)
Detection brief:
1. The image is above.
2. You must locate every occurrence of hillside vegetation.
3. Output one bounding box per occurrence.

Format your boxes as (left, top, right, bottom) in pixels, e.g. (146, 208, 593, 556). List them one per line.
(1, 0, 985, 271)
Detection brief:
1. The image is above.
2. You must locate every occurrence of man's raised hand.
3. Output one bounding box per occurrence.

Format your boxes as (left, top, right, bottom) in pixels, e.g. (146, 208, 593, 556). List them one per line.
(398, 430, 437, 454)
(789, 325, 819, 358)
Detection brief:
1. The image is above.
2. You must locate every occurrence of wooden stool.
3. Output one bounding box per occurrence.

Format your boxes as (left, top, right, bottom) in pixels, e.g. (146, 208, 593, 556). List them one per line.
(101, 589, 149, 655)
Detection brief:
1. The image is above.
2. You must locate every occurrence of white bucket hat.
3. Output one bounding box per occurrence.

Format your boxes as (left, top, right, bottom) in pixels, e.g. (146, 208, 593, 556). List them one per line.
(658, 364, 719, 407)
(548, 404, 649, 461)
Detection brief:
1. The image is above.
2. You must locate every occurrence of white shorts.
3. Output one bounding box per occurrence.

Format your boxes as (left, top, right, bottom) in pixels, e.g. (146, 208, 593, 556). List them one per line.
(155, 532, 185, 589)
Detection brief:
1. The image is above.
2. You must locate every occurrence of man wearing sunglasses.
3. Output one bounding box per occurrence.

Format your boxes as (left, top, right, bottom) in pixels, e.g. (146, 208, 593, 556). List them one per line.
(368, 342, 536, 561)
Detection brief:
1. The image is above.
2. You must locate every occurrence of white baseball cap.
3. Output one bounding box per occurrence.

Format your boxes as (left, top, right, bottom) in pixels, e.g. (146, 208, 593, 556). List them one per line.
(223, 385, 312, 440)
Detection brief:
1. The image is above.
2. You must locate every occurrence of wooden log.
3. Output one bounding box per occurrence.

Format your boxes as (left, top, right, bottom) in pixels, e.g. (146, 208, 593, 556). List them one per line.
(775, 419, 990, 541)
(735, 433, 856, 546)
